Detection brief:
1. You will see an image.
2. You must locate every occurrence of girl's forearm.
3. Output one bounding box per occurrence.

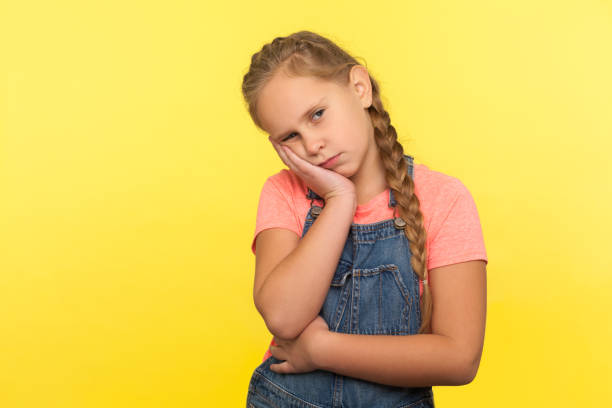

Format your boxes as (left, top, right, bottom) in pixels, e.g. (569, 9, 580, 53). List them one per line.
(256, 195, 356, 340)
(314, 332, 478, 387)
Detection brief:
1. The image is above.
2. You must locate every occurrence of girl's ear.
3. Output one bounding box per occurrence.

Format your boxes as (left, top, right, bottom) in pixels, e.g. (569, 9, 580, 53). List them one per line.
(349, 65, 373, 109)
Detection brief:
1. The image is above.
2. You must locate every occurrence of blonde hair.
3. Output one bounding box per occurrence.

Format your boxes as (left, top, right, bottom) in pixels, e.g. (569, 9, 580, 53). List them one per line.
(241, 30, 432, 334)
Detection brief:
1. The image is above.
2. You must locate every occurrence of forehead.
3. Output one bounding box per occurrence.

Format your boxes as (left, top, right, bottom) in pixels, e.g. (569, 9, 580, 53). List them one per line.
(256, 73, 343, 133)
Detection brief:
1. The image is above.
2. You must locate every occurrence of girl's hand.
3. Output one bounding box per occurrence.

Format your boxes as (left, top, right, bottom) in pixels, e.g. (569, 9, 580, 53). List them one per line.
(269, 315, 330, 374)
(269, 137, 355, 202)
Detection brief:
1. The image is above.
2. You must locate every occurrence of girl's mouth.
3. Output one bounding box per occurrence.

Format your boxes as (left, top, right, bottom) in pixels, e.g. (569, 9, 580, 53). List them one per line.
(319, 154, 340, 169)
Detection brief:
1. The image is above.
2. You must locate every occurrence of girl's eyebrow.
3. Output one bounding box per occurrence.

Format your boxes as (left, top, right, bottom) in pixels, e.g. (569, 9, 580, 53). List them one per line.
(272, 97, 327, 140)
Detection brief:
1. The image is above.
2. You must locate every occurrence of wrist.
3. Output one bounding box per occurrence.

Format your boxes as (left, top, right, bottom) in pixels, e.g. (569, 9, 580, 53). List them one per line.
(324, 193, 357, 213)
(311, 330, 337, 371)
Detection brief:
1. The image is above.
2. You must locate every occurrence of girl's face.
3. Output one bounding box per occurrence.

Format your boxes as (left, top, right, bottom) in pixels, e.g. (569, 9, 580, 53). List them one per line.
(256, 65, 377, 180)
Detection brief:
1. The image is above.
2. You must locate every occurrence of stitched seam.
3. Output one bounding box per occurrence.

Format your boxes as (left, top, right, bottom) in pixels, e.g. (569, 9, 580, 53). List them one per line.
(352, 264, 398, 276)
(399, 396, 434, 408)
(332, 374, 343, 408)
(332, 283, 350, 331)
(255, 373, 326, 408)
(249, 388, 280, 408)
(355, 234, 405, 244)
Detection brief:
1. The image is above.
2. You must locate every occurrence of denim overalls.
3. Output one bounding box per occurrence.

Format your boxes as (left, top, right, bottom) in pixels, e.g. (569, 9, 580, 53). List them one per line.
(247, 155, 435, 408)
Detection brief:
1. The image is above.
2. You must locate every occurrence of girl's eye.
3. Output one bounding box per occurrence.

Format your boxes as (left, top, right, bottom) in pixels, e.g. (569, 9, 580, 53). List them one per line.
(312, 108, 325, 120)
(281, 109, 325, 142)
(282, 133, 297, 142)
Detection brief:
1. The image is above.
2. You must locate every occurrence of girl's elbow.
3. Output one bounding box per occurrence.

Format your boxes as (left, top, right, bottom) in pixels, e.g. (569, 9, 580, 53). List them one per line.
(266, 319, 300, 340)
(254, 296, 301, 340)
(456, 356, 480, 385)
(263, 310, 303, 340)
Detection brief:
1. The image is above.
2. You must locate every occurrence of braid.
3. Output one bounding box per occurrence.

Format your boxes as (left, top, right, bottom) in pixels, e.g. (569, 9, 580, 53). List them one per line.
(368, 80, 433, 334)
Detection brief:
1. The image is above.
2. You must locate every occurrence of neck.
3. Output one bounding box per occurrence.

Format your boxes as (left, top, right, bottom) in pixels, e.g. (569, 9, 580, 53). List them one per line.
(350, 145, 388, 206)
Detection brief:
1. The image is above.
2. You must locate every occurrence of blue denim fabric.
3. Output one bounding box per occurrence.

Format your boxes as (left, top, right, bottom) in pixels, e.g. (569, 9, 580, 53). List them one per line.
(247, 155, 435, 408)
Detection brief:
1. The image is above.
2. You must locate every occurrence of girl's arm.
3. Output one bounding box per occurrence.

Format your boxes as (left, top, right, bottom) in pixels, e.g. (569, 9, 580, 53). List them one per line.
(254, 141, 357, 340)
(315, 260, 487, 386)
(254, 194, 355, 340)
(271, 260, 487, 387)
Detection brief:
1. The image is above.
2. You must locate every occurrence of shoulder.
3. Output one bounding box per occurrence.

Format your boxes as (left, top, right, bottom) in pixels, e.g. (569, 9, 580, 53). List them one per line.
(413, 162, 488, 268)
(413, 162, 469, 204)
(262, 169, 308, 198)
(253, 169, 308, 254)
(258, 169, 311, 212)
(413, 161, 481, 238)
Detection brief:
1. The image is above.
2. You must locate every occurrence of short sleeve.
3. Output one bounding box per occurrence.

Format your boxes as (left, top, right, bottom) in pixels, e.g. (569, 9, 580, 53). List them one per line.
(426, 179, 488, 270)
(251, 176, 301, 254)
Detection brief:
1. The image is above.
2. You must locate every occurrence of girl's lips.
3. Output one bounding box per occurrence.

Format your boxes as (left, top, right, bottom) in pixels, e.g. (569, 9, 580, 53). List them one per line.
(319, 154, 340, 169)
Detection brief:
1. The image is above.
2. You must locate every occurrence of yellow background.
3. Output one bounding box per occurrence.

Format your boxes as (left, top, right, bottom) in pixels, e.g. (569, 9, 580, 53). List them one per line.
(1, 0, 611, 406)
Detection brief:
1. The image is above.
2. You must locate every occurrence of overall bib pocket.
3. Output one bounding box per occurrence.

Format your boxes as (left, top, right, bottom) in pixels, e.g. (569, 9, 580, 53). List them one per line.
(323, 263, 419, 335)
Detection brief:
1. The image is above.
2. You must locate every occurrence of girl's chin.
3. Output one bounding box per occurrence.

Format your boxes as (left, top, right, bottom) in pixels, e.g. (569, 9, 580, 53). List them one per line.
(336, 162, 356, 177)
(335, 167, 355, 179)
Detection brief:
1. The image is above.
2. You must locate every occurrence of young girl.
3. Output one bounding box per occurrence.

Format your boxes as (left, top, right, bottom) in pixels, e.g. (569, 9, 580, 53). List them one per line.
(241, 31, 488, 408)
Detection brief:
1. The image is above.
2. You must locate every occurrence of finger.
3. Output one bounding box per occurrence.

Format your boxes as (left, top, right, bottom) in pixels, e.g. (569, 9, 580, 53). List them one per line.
(281, 145, 316, 176)
(269, 345, 285, 361)
(268, 137, 318, 177)
(278, 145, 297, 169)
(279, 144, 301, 164)
(268, 137, 297, 165)
(268, 137, 283, 159)
(270, 361, 293, 374)
(269, 137, 295, 169)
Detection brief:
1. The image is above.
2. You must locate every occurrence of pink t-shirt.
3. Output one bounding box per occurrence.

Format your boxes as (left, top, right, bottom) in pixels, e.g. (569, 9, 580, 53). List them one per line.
(252, 162, 488, 362)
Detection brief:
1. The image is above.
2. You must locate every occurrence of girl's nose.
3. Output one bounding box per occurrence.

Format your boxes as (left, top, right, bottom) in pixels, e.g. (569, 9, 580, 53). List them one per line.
(303, 133, 324, 155)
